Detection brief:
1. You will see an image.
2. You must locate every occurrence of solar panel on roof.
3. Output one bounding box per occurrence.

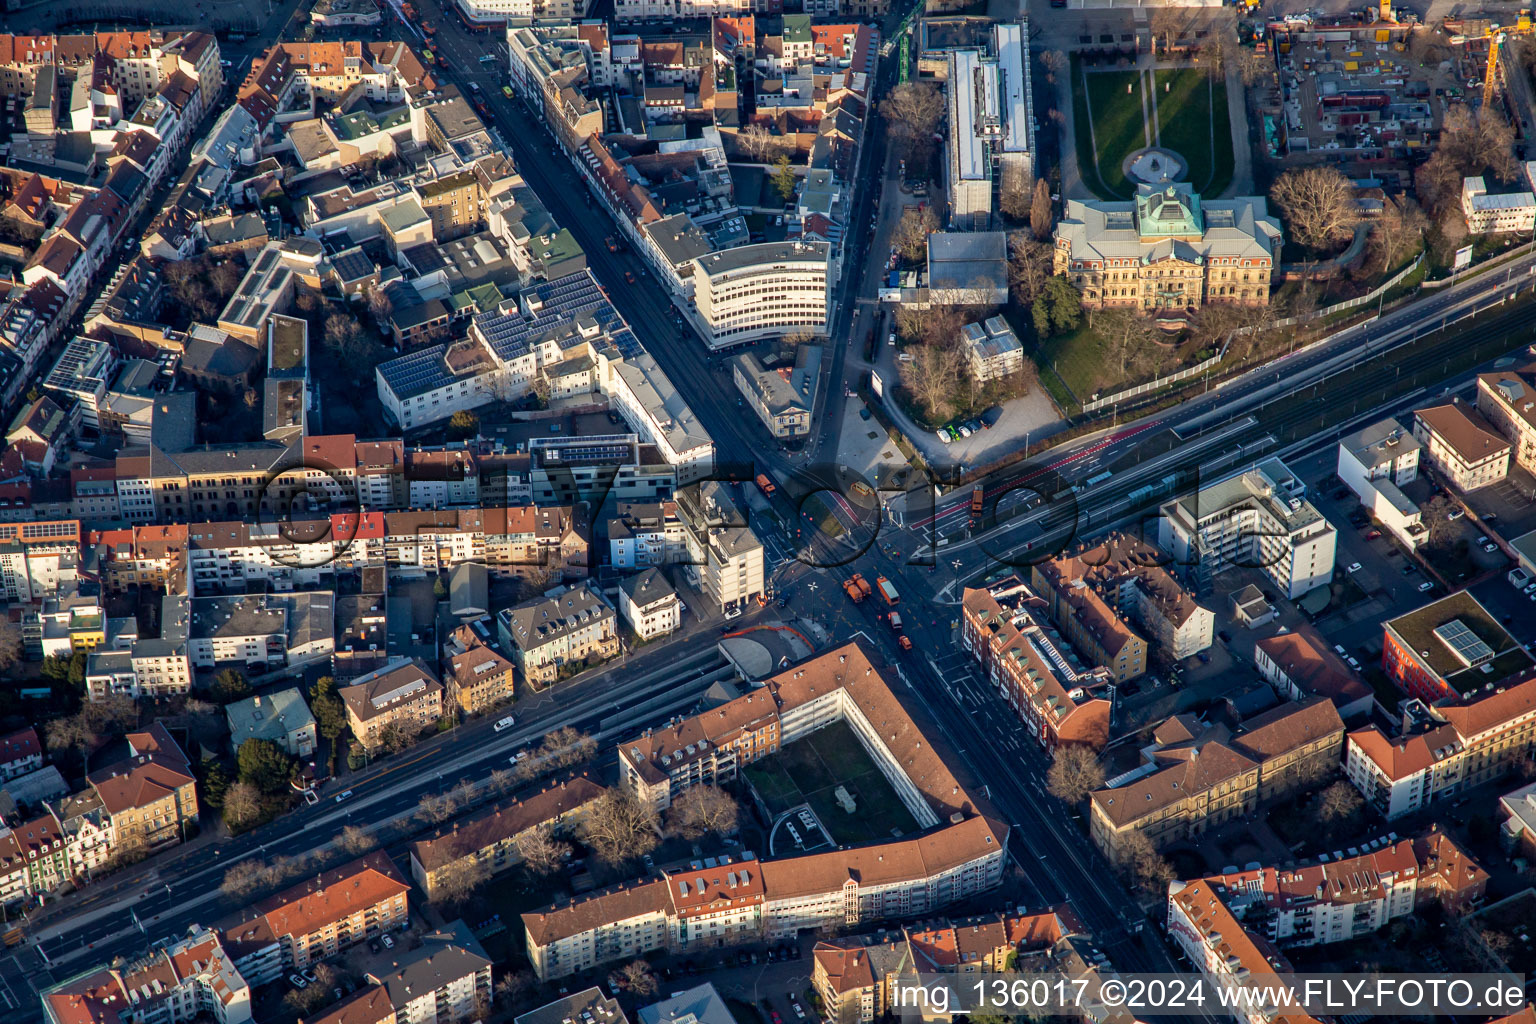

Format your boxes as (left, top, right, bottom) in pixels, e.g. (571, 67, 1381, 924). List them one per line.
(1433, 619, 1495, 668)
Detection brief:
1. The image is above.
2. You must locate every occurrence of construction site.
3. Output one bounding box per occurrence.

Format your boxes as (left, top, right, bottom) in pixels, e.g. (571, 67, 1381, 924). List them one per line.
(1266, 0, 1535, 186)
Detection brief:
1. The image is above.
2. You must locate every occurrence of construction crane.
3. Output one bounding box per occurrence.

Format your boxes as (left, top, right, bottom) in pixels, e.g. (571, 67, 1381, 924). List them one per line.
(1482, 11, 1533, 110)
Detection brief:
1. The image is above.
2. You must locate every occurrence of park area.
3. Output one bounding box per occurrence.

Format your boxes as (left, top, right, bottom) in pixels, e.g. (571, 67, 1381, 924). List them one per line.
(742, 720, 920, 845)
(1073, 60, 1234, 199)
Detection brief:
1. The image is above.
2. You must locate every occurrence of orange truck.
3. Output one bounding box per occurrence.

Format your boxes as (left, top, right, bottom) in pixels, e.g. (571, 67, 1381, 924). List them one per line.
(876, 575, 899, 605)
(844, 572, 871, 603)
(755, 473, 776, 497)
(969, 485, 984, 526)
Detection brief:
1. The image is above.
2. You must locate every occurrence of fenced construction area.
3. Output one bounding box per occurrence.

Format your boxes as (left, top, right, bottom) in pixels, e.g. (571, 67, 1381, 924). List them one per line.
(742, 720, 920, 845)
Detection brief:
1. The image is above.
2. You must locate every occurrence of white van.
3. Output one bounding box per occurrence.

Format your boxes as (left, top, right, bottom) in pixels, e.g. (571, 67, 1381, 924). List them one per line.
(494, 715, 516, 732)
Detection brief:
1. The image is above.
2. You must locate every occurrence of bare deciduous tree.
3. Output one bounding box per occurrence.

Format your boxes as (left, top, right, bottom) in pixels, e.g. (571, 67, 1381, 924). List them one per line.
(998, 162, 1033, 221)
(1040, 50, 1067, 82)
(1092, 308, 1158, 384)
(430, 856, 492, 908)
(1030, 179, 1054, 241)
(338, 825, 378, 855)
(737, 124, 781, 162)
(495, 972, 535, 1008)
(1118, 831, 1174, 895)
(609, 960, 659, 996)
(1367, 198, 1429, 273)
(881, 82, 944, 165)
(221, 858, 266, 899)
(417, 790, 460, 825)
(1318, 781, 1364, 823)
(366, 283, 393, 324)
(1045, 745, 1106, 805)
(1009, 232, 1054, 307)
(898, 342, 964, 422)
(664, 785, 740, 840)
(580, 790, 660, 866)
(223, 781, 263, 832)
(1270, 167, 1359, 253)
(515, 823, 571, 875)
(892, 205, 939, 263)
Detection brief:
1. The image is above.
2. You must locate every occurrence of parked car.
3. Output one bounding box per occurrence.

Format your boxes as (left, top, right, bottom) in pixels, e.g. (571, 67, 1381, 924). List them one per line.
(1448, 508, 1465, 520)
(290, 975, 309, 990)
(936, 428, 953, 444)
(1485, 542, 1500, 553)
(1346, 562, 1363, 574)
(381, 934, 395, 949)
(1364, 529, 1382, 540)
(1418, 581, 1434, 592)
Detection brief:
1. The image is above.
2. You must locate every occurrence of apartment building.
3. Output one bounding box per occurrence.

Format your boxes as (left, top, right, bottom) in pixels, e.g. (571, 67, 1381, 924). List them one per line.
(0, 810, 72, 909)
(1025, 562, 1145, 684)
(813, 908, 1083, 1024)
(1055, 185, 1282, 311)
(497, 583, 618, 688)
(0, 520, 82, 603)
(959, 316, 1024, 383)
(1177, 828, 1485, 950)
(1336, 419, 1427, 551)
(445, 639, 517, 716)
(527, 435, 676, 507)
(1167, 878, 1320, 1024)
(1412, 400, 1511, 492)
(1380, 590, 1533, 704)
(608, 501, 688, 569)
(1158, 458, 1337, 600)
(1346, 678, 1536, 819)
(219, 851, 410, 986)
(1254, 631, 1373, 719)
(340, 659, 446, 749)
(367, 921, 493, 1024)
(1090, 699, 1344, 863)
(523, 815, 1007, 980)
(482, 505, 588, 579)
(675, 480, 764, 613)
(1476, 364, 1536, 475)
(300, 987, 397, 1024)
(1461, 176, 1536, 234)
(408, 777, 605, 900)
(618, 568, 682, 640)
(621, 643, 963, 831)
(690, 242, 830, 347)
(85, 723, 199, 849)
(1168, 832, 1486, 1021)
(1033, 534, 1213, 671)
(960, 579, 1115, 751)
(0, 727, 43, 781)
(164, 592, 335, 672)
(225, 688, 318, 758)
(41, 926, 252, 1024)
(732, 346, 822, 439)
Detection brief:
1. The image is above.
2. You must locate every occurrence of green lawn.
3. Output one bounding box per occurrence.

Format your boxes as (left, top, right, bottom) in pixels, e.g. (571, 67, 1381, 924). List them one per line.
(1081, 68, 1146, 198)
(1152, 68, 1235, 197)
(1033, 321, 1110, 406)
(742, 720, 920, 845)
